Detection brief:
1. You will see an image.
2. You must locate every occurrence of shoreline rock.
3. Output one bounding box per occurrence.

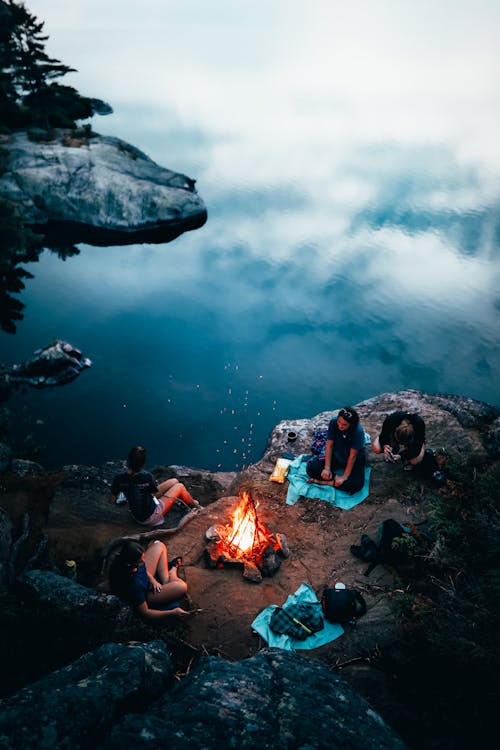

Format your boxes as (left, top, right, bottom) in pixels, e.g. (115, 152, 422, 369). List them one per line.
(0, 129, 207, 245)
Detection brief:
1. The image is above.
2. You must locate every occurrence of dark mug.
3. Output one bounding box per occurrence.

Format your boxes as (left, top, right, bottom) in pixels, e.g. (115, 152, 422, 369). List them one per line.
(287, 431, 297, 443)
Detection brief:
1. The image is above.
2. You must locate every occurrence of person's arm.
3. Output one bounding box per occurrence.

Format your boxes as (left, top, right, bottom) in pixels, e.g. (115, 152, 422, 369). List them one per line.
(336, 447, 358, 486)
(321, 439, 334, 480)
(136, 601, 190, 620)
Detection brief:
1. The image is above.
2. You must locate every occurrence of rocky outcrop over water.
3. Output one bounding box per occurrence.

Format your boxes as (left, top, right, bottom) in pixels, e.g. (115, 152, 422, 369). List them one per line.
(0, 130, 207, 244)
(0, 644, 407, 750)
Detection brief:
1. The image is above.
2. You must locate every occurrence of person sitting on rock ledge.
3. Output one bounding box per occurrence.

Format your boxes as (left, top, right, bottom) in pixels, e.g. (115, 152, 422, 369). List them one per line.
(109, 540, 190, 620)
(110, 445, 201, 526)
(372, 411, 426, 470)
(306, 406, 366, 494)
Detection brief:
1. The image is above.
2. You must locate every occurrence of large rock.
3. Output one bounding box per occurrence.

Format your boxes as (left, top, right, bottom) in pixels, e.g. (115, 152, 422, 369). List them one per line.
(1, 340, 91, 391)
(0, 645, 407, 750)
(252, 388, 500, 477)
(0, 130, 207, 245)
(0, 641, 172, 750)
(105, 648, 408, 749)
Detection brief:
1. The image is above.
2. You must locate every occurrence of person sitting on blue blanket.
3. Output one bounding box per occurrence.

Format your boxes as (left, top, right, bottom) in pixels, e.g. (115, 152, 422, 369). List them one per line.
(306, 406, 366, 494)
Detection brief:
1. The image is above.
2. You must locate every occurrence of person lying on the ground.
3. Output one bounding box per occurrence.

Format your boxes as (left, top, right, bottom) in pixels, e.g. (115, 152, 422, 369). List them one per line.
(372, 411, 426, 468)
(306, 406, 366, 494)
(108, 539, 190, 620)
(110, 445, 201, 526)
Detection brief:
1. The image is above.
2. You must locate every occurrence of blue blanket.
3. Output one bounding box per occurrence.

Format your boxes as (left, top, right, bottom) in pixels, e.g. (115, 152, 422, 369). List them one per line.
(285, 455, 371, 510)
(251, 582, 344, 651)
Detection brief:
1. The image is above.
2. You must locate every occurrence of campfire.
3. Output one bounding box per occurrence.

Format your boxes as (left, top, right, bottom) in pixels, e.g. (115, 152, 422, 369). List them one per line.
(205, 490, 289, 582)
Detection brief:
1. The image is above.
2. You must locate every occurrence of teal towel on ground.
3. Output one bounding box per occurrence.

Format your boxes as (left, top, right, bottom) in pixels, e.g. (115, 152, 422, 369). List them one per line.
(251, 582, 344, 651)
(285, 455, 371, 509)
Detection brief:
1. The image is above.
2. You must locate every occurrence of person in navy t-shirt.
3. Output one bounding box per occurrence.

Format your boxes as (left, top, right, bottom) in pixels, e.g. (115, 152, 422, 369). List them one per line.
(109, 539, 190, 621)
(110, 445, 201, 526)
(306, 406, 366, 494)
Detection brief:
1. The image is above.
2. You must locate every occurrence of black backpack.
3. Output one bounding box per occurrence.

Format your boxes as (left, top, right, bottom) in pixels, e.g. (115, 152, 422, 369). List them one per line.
(350, 518, 428, 575)
(321, 588, 367, 624)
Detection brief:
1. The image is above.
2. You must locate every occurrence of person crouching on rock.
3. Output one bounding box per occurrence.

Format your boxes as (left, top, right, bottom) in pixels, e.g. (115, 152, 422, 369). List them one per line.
(372, 411, 426, 470)
(306, 406, 366, 494)
(109, 540, 190, 620)
(110, 445, 201, 527)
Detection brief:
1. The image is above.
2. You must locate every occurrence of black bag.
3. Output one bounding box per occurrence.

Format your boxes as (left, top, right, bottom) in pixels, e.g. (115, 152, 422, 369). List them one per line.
(350, 519, 423, 576)
(269, 601, 324, 640)
(350, 534, 379, 564)
(321, 588, 367, 624)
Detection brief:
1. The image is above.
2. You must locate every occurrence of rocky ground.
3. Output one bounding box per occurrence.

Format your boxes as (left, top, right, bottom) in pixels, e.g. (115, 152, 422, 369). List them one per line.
(1, 389, 499, 749)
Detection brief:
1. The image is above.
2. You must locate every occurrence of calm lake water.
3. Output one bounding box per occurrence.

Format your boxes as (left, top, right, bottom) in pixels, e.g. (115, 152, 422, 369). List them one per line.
(2, 0, 500, 471)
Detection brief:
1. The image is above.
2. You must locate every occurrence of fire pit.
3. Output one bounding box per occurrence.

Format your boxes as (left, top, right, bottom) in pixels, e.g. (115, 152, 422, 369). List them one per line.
(204, 491, 289, 582)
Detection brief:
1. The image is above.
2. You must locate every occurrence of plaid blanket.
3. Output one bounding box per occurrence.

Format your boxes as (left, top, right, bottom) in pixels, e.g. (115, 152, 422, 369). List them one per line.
(270, 601, 324, 640)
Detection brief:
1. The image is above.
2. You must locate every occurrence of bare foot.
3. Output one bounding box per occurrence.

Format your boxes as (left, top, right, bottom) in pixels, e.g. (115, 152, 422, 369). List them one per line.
(306, 478, 335, 486)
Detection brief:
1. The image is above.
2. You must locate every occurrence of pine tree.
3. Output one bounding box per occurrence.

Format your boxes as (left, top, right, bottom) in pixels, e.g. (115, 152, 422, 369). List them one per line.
(0, 0, 94, 128)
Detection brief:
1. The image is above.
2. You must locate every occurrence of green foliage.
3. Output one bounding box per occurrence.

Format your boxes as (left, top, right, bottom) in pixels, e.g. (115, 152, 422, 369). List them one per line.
(0, 0, 95, 130)
(0, 2, 109, 330)
(0, 195, 43, 333)
(392, 531, 418, 556)
(386, 457, 500, 748)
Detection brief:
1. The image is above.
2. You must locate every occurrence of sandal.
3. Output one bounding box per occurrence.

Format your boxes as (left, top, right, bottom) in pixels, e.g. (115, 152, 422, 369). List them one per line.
(168, 556, 183, 570)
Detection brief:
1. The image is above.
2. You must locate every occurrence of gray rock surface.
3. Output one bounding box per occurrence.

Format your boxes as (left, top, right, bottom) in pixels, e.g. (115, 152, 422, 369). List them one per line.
(252, 388, 500, 478)
(0, 130, 207, 244)
(0, 643, 407, 750)
(0, 641, 172, 750)
(1, 340, 91, 390)
(103, 648, 407, 750)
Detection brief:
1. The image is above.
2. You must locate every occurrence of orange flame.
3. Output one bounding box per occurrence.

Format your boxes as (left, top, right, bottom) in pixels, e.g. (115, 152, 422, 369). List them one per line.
(224, 491, 260, 558)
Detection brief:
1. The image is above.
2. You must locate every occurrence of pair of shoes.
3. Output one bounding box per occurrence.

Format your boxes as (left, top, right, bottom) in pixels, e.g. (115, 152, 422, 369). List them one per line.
(168, 556, 183, 570)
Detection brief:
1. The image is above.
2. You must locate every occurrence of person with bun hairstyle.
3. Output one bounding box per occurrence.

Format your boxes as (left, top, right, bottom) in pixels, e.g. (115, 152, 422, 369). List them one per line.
(372, 411, 426, 468)
(306, 406, 366, 494)
(108, 539, 190, 620)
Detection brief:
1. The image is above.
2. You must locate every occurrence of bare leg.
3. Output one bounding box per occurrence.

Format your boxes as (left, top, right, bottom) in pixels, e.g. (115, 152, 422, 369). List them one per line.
(144, 541, 188, 605)
(372, 436, 382, 454)
(144, 540, 169, 584)
(147, 555, 187, 607)
(157, 478, 200, 513)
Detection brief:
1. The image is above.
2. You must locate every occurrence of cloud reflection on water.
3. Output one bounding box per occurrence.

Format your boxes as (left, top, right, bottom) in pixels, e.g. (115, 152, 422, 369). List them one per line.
(3, 0, 499, 469)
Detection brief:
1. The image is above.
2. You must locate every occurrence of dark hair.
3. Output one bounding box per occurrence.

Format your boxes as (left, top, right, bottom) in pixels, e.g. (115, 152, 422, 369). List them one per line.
(127, 446, 147, 473)
(338, 406, 360, 431)
(109, 541, 144, 599)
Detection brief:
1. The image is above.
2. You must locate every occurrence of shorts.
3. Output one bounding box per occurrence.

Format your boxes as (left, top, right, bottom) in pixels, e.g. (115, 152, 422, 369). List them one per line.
(137, 497, 165, 527)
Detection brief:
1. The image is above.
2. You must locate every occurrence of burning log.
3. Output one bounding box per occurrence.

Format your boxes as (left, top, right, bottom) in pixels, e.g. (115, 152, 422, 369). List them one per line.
(204, 491, 289, 582)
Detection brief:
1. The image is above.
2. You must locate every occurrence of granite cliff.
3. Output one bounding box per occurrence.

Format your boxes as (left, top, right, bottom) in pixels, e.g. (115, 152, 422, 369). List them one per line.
(0, 129, 207, 245)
